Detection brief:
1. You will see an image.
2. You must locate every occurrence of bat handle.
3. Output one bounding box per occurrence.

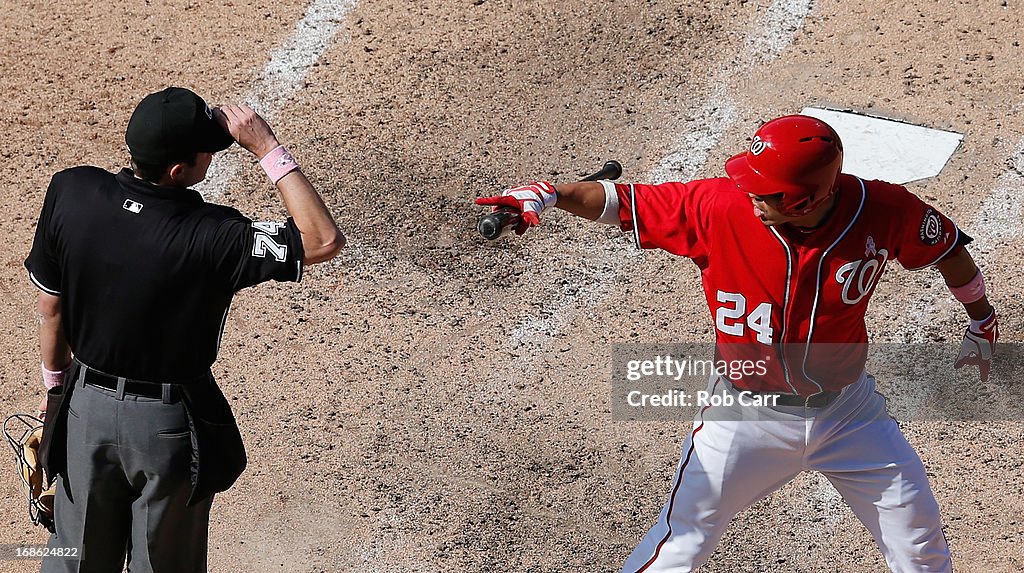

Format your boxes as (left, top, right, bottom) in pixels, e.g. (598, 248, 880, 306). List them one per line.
(581, 160, 623, 182)
(477, 208, 520, 240)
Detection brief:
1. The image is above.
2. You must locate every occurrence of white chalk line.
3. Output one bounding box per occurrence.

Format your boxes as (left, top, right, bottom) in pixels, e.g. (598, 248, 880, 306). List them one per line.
(649, 0, 813, 184)
(195, 0, 357, 201)
(182, 0, 361, 568)
(891, 137, 1024, 345)
(970, 138, 1024, 255)
(511, 0, 815, 354)
(509, 242, 636, 349)
(651, 0, 857, 545)
(648, 84, 738, 184)
(746, 0, 815, 65)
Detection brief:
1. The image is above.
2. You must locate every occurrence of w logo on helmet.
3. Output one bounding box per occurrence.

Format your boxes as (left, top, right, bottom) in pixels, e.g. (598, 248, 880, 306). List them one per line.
(725, 115, 844, 217)
(750, 136, 767, 156)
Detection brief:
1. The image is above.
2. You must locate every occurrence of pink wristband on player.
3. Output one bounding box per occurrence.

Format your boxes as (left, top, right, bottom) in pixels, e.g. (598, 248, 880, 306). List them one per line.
(259, 145, 300, 184)
(948, 269, 985, 304)
(41, 363, 68, 390)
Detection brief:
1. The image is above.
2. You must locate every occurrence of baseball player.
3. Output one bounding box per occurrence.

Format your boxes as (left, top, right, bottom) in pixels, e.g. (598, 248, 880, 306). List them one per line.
(26, 87, 343, 572)
(476, 115, 997, 572)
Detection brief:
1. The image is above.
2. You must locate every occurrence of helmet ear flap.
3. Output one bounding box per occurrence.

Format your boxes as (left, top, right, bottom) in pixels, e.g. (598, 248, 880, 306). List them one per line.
(787, 195, 811, 213)
(778, 177, 840, 218)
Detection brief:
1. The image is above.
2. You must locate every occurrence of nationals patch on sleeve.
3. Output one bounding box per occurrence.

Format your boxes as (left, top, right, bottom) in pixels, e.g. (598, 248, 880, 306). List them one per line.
(918, 208, 944, 246)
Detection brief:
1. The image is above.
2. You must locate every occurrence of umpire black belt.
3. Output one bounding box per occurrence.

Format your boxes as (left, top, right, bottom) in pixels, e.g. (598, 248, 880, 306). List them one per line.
(81, 366, 181, 402)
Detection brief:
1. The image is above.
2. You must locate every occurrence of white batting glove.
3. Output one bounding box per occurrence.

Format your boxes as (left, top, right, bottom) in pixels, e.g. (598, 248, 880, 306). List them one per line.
(954, 311, 998, 382)
(475, 181, 557, 234)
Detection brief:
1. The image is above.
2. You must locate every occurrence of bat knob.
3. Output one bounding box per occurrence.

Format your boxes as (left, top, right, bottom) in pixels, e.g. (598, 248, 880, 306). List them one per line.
(477, 209, 519, 240)
(477, 215, 503, 240)
(605, 160, 623, 177)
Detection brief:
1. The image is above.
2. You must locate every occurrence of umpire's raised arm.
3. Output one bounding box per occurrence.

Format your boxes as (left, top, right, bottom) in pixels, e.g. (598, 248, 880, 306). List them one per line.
(214, 104, 344, 264)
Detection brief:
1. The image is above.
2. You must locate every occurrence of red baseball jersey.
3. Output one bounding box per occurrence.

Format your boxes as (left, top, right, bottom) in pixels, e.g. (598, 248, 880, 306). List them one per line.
(616, 174, 963, 394)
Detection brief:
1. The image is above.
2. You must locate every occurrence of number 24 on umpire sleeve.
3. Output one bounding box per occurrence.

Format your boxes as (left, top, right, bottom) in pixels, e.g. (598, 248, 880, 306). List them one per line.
(251, 221, 288, 262)
(715, 291, 774, 344)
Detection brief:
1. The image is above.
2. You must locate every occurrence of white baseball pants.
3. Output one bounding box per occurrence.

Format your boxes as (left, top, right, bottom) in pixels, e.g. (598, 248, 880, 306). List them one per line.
(621, 373, 952, 573)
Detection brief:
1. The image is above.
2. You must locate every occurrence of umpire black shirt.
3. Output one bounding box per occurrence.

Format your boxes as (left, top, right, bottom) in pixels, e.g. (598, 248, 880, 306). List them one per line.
(25, 166, 304, 382)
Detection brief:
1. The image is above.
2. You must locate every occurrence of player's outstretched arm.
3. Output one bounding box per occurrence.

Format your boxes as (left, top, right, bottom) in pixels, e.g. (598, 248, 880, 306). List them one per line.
(552, 182, 609, 220)
(936, 248, 998, 381)
(214, 105, 344, 265)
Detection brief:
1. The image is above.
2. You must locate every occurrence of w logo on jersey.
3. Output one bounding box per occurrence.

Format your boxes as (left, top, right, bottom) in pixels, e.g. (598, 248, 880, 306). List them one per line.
(835, 248, 890, 305)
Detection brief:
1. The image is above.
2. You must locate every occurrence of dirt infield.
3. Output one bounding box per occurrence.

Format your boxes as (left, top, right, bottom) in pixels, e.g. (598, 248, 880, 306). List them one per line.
(1, 0, 1022, 571)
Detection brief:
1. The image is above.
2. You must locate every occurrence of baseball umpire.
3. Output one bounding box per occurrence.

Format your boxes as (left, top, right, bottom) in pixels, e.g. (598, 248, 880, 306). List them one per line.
(476, 115, 997, 572)
(26, 87, 343, 572)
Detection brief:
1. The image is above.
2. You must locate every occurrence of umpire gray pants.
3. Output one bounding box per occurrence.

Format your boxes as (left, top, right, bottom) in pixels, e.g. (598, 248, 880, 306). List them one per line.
(42, 373, 213, 573)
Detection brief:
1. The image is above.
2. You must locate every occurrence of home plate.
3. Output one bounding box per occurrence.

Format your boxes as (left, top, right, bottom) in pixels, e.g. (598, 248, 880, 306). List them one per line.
(800, 107, 963, 184)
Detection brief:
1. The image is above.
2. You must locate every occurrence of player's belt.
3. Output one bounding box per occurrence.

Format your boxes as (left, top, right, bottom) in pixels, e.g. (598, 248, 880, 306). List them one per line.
(726, 379, 843, 408)
(754, 390, 841, 408)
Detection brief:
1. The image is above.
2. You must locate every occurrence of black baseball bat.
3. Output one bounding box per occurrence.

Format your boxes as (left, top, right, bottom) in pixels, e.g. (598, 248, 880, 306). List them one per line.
(477, 160, 623, 240)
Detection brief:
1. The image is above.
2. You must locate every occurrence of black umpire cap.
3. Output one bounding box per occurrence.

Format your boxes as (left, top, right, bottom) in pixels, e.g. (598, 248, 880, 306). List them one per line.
(125, 87, 235, 165)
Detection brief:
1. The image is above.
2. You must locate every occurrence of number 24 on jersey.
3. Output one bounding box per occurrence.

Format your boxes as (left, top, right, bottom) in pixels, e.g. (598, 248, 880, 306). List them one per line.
(715, 291, 774, 344)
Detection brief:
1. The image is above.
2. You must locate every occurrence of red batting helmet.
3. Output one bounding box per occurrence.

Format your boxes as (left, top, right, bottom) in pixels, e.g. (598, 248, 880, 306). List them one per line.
(725, 115, 843, 217)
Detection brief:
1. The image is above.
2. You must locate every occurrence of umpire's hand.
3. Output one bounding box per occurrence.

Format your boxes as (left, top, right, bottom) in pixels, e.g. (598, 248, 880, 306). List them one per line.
(213, 105, 280, 159)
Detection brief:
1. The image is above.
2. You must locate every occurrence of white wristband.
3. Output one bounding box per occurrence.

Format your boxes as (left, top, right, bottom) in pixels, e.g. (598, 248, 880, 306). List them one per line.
(596, 180, 621, 225)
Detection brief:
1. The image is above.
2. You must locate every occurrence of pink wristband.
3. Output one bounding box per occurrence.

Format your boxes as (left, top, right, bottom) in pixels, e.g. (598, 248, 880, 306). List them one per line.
(41, 363, 68, 390)
(259, 145, 300, 184)
(949, 269, 985, 304)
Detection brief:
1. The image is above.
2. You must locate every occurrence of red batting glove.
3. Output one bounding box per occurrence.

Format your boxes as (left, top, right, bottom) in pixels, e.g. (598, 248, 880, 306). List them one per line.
(954, 311, 998, 382)
(474, 181, 557, 235)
